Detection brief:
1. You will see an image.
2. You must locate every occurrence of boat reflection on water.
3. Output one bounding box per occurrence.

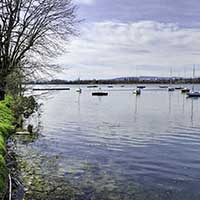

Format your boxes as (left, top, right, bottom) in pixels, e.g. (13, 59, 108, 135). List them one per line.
(133, 95, 140, 122)
(77, 92, 81, 114)
(182, 94, 185, 113)
(168, 92, 172, 114)
(191, 98, 194, 124)
(189, 97, 200, 125)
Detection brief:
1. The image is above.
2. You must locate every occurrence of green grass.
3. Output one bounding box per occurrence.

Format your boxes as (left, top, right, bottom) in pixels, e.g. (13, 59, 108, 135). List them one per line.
(0, 96, 15, 198)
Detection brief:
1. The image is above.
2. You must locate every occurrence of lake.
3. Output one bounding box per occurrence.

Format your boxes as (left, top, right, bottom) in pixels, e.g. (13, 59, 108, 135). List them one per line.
(15, 84, 200, 200)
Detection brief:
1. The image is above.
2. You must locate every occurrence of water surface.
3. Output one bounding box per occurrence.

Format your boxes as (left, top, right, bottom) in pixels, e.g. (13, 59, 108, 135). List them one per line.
(16, 84, 200, 199)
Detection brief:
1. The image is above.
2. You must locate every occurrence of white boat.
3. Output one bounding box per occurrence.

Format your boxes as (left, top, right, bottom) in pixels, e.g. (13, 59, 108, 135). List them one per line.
(134, 66, 141, 95)
(76, 88, 82, 93)
(186, 65, 200, 98)
(133, 88, 141, 95)
(76, 76, 82, 93)
(168, 87, 175, 92)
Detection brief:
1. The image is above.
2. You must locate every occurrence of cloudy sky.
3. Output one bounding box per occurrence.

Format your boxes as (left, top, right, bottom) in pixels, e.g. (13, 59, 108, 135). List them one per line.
(56, 0, 200, 80)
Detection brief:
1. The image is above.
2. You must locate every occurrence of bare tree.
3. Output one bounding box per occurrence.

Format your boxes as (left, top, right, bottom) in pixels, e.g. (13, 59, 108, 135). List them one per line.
(0, 0, 77, 99)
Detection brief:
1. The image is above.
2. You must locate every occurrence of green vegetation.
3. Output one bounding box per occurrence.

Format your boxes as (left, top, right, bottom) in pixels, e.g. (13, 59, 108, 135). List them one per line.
(0, 0, 77, 197)
(0, 96, 15, 198)
(0, 93, 38, 199)
(12, 96, 38, 129)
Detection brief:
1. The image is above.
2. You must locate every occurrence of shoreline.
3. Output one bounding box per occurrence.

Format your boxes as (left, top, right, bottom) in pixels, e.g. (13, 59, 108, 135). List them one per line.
(0, 97, 15, 199)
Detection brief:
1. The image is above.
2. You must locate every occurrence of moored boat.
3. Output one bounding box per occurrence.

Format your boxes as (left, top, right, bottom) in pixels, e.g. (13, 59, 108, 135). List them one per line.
(87, 85, 98, 88)
(133, 88, 141, 95)
(187, 91, 200, 98)
(92, 92, 108, 96)
(137, 85, 146, 89)
(159, 85, 168, 88)
(181, 88, 190, 93)
(175, 86, 183, 90)
(76, 88, 82, 93)
(168, 87, 175, 92)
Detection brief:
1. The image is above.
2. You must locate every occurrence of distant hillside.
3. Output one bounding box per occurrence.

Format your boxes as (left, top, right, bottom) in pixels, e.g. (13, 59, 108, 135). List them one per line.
(113, 76, 181, 81)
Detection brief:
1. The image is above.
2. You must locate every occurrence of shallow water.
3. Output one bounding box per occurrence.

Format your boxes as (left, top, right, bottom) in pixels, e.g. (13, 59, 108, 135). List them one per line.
(16, 84, 200, 199)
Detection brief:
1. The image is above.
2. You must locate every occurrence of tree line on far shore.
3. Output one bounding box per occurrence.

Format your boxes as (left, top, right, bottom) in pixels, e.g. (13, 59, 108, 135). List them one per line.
(26, 77, 200, 85)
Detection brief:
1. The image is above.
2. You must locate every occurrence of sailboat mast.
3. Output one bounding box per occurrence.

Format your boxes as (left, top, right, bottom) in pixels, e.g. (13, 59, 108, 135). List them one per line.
(192, 65, 195, 91)
(193, 65, 195, 78)
(170, 68, 172, 85)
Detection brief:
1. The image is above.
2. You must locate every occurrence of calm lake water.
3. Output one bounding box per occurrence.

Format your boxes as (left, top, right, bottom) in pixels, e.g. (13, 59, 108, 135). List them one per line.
(15, 84, 200, 199)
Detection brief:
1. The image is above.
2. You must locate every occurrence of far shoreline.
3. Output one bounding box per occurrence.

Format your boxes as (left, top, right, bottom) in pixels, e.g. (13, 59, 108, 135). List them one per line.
(24, 81, 200, 85)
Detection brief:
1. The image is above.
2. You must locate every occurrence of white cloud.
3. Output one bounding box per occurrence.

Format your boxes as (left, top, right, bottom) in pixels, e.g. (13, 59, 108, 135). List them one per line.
(55, 21, 200, 79)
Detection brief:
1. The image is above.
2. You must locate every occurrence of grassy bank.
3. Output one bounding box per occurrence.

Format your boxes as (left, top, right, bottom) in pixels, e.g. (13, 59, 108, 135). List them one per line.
(0, 96, 14, 199)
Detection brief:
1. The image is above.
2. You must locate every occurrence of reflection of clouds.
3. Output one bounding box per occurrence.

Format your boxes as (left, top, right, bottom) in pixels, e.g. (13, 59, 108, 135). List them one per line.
(77, 92, 81, 114)
(134, 102, 137, 122)
(74, 0, 95, 5)
(182, 94, 185, 114)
